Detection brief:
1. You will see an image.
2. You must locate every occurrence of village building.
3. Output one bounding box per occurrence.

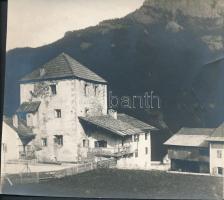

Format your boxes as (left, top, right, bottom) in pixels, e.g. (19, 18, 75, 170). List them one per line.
(79, 110, 157, 169)
(206, 122, 224, 176)
(1, 115, 35, 170)
(3, 52, 162, 169)
(164, 123, 224, 176)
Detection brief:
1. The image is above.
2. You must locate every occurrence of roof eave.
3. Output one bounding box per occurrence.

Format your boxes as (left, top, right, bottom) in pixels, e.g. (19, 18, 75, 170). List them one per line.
(79, 117, 126, 137)
(163, 143, 208, 148)
(19, 75, 107, 85)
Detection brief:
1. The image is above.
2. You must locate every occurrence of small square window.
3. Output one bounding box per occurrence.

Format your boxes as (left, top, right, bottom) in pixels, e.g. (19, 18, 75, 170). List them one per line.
(83, 139, 89, 147)
(2, 143, 7, 153)
(50, 84, 57, 95)
(145, 133, 148, 140)
(94, 85, 98, 96)
(134, 134, 139, 142)
(135, 150, 138, 158)
(94, 140, 107, 148)
(217, 150, 222, 158)
(218, 167, 223, 175)
(145, 147, 148, 155)
(54, 109, 61, 118)
(41, 138, 47, 147)
(54, 135, 63, 146)
(84, 84, 88, 96)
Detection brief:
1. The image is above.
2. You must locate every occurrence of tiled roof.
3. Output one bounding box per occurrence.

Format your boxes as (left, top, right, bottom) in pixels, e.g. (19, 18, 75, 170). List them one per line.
(164, 127, 214, 147)
(207, 122, 224, 142)
(117, 113, 157, 131)
(17, 101, 41, 113)
(3, 116, 35, 145)
(79, 115, 144, 137)
(20, 53, 107, 83)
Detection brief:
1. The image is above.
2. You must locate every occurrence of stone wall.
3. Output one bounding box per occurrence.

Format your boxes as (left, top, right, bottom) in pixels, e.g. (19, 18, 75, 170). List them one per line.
(20, 78, 107, 162)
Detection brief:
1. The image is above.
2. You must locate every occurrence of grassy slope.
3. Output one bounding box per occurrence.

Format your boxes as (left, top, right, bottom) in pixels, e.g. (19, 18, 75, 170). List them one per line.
(3, 169, 223, 199)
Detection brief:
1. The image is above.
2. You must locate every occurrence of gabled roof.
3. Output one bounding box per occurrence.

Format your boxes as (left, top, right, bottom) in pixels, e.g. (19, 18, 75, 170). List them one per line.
(164, 127, 214, 147)
(206, 122, 224, 142)
(79, 115, 144, 137)
(3, 116, 35, 145)
(17, 101, 41, 113)
(20, 53, 107, 83)
(117, 113, 157, 131)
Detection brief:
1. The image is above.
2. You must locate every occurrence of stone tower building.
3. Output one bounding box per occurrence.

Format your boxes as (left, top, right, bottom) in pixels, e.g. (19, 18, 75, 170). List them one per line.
(17, 53, 107, 162)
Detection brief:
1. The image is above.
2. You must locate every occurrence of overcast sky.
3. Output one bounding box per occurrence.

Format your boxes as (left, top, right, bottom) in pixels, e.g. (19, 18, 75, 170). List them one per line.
(7, 0, 144, 51)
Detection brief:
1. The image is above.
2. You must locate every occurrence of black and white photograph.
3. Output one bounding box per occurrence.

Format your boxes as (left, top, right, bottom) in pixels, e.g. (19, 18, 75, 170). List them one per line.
(0, 0, 224, 199)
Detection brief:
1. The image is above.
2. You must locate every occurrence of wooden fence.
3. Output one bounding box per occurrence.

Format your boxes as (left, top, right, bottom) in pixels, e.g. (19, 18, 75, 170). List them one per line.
(2, 162, 97, 185)
(2, 157, 119, 185)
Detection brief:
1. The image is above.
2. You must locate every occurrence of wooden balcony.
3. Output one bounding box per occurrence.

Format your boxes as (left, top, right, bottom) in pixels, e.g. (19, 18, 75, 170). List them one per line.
(88, 146, 133, 158)
(168, 148, 209, 162)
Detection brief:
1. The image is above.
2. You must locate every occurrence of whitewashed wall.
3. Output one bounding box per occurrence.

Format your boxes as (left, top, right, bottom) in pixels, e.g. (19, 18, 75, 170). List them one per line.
(1, 122, 23, 166)
(20, 78, 107, 162)
(210, 142, 224, 175)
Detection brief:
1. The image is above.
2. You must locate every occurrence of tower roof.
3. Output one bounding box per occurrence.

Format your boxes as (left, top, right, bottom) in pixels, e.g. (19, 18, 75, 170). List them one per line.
(20, 53, 107, 83)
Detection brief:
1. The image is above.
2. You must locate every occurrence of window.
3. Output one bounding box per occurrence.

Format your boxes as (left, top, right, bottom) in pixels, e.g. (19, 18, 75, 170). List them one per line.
(145, 147, 148, 155)
(54, 109, 61, 118)
(217, 150, 222, 158)
(2, 143, 7, 153)
(218, 167, 223, 175)
(54, 135, 63, 146)
(50, 84, 57, 95)
(94, 85, 98, 96)
(84, 84, 88, 96)
(134, 134, 139, 142)
(145, 133, 148, 140)
(94, 140, 107, 148)
(83, 139, 89, 147)
(41, 138, 47, 147)
(135, 149, 138, 158)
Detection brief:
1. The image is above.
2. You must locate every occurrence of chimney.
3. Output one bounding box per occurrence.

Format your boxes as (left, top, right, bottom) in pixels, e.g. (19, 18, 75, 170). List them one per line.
(12, 114, 18, 128)
(40, 68, 45, 77)
(108, 109, 117, 119)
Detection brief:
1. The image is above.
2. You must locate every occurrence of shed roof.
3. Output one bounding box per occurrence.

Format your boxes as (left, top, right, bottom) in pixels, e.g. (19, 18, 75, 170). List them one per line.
(79, 115, 144, 137)
(164, 127, 214, 147)
(17, 101, 41, 113)
(20, 53, 107, 83)
(117, 113, 157, 131)
(3, 116, 35, 145)
(206, 122, 224, 142)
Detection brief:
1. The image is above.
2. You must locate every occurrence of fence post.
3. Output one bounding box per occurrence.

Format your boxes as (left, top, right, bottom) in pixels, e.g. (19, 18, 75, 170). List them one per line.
(36, 172, 39, 183)
(20, 173, 22, 184)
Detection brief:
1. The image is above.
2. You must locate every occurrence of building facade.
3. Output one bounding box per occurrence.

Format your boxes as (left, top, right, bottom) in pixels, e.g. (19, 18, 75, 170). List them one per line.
(1, 115, 35, 171)
(17, 53, 107, 162)
(164, 124, 224, 176)
(207, 122, 224, 176)
(5, 52, 158, 169)
(80, 111, 157, 169)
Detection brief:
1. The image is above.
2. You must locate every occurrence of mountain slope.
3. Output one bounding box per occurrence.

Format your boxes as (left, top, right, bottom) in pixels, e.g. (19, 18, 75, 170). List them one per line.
(4, 0, 224, 132)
